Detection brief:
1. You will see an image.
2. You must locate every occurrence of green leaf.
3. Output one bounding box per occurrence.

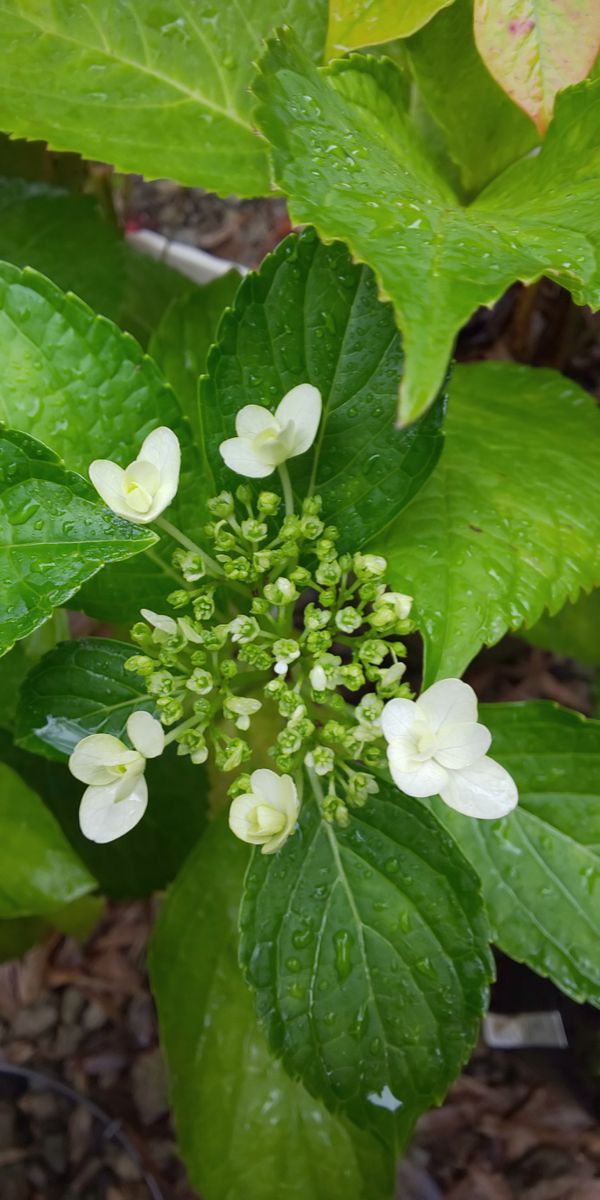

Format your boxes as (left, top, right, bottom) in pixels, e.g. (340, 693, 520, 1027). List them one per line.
(524, 589, 600, 666)
(120, 242, 195, 348)
(150, 817, 395, 1200)
(149, 270, 241, 437)
(254, 33, 600, 421)
(326, 0, 455, 56)
(0, 893, 103, 963)
(201, 229, 445, 550)
(240, 777, 492, 1147)
(433, 702, 600, 1006)
(0, 428, 155, 656)
(0, 761, 94, 918)
(377, 363, 600, 684)
(15, 638, 152, 759)
(0, 260, 204, 619)
(0, 177, 124, 320)
(406, 0, 538, 195)
(0, 0, 328, 199)
(0, 611, 68, 731)
(473, 0, 600, 134)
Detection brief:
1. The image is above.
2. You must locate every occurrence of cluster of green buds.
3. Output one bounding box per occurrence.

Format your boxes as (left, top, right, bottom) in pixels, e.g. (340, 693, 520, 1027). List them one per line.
(124, 485, 415, 827)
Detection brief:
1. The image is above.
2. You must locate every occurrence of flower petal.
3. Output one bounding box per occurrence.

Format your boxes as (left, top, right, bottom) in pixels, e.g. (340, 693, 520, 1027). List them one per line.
(387, 746, 448, 798)
(228, 794, 268, 845)
(416, 678, 478, 733)
(139, 426, 180, 482)
(236, 405, 277, 438)
(276, 384, 322, 456)
(219, 436, 274, 478)
(439, 756, 518, 819)
(140, 608, 178, 635)
(380, 697, 418, 743)
(69, 734, 134, 785)
(79, 776, 148, 843)
(434, 721, 492, 769)
(250, 768, 296, 814)
(88, 460, 130, 519)
(127, 710, 165, 758)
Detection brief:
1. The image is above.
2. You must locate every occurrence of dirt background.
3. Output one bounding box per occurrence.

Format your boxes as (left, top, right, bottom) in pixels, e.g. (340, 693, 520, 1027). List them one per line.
(1, 184, 599, 1200)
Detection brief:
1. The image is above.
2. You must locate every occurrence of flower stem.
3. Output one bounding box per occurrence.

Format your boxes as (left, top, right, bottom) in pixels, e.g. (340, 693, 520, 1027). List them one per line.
(277, 462, 294, 516)
(156, 517, 223, 577)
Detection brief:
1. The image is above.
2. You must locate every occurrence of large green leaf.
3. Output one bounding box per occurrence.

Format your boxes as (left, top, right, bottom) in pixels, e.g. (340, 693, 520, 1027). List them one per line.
(0, 611, 67, 731)
(119, 242, 194, 348)
(406, 0, 537, 195)
(0, 260, 203, 619)
(0, 428, 155, 656)
(434, 702, 600, 1007)
(149, 270, 241, 438)
(150, 817, 394, 1200)
(0, 0, 327, 199)
(254, 33, 600, 422)
(0, 177, 124, 320)
(201, 229, 445, 550)
(326, 0, 455, 56)
(524, 589, 600, 666)
(378, 363, 600, 684)
(0, 761, 94, 918)
(473, 0, 600, 134)
(240, 777, 492, 1147)
(15, 638, 152, 759)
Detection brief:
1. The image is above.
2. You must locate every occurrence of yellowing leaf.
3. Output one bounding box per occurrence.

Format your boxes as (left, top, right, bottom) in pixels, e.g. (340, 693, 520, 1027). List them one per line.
(474, 0, 600, 133)
(326, 0, 455, 56)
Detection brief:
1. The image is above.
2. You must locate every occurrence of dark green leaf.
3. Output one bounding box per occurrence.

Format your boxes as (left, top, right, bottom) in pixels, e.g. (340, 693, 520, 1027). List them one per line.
(120, 243, 194, 348)
(201, 229, 445, 550)
(0, 611, 68, 732)
(150, 817, 395, 1200)
(149, 269, 241, 437)
(0, 761, 95, 918)
(254, 33, 600, 421)
(15, 638, 152, 759)
(240, 777, 492, 1146)
(523, 589, 600, 666)
(433, 702, 600, 1006)
(0, 428, 155, 655)
(377, 363, 600, 683)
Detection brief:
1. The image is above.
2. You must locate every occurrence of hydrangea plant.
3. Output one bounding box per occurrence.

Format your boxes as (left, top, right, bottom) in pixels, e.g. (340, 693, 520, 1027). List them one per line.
(0, 3, 599, 1198)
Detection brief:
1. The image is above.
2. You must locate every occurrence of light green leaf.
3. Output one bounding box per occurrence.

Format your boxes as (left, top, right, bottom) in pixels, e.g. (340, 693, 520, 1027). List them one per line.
(524, 589, 600, 666)
(0, 428, 155, 656)
(150, 817, 395, 1200)
(149, 270, 241, 437)
(433, 702, 600, 1006)
(0, 761, 94, 918)
(0, 260, 203, 619)
(326, 0, 455, 56)
(15, 638, 152, 759)
(254, 33, 600, 421)
(0, 177, 124, 320)
(240, 777, 492, 1147)
(473, 0, 600, 134)
(201, 229, 445, 550)
(378, 363, 600, 684)
(406, 0, 537, 195)
(0, 0, 328, 199)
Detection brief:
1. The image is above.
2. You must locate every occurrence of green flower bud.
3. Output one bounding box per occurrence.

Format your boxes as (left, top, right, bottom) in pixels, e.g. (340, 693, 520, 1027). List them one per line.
(304, 603, 331, 632)
(339, 663, 365, 691)
(300, 514, 324, 539)
(252, 550, 273, 573)
(192, 593, 215, 622)
(157, 647, 181, 668)
(203, 625, 229, 651)
(229, 615, 260, 644)
(277, 689, 305, 718)
(157, 696, 184, 724)
(305, 630, 332, 656)
(167, 589, 191, 609)
(335, 803, 350, 828)
(216, 737, 250, 772)
(207, 491, 235, 518)
(316, 538, 337, 563)
(223, 556, 252, 581)
(308, 746, 335, 776)
(239, 645, 272, 670)
(356, 693, 384, 724)
(227, 772, 252, 798)
(130, 623, 154, 651)
(186, 668, 213, 695)
(250, 596, 271, 616)
(316, 560, 341, 586)
(241, 517, 268, 543)
(264, 576, 298, 606)
(147, 669, 176, 697)
(302, 495, 322, 515)
(358, 639, 388, 666)
(220, 659, 237, 680)
(257, 491, 280, 516)
(362, 744, 384, 767)
(235, 484, 253, 506)
(172, 549, 206, 582)
(190, 648, 208, 666)
(353, 553, 387, 580)
(281, 515, 302, 539)
(214, 526, 237, 551)
(289, 566, 312, 587)
(192, 697, 212, 720)
(335, 606, 362, 633)
(318, 587, 337, 608)
(124, 654, 154, 676)
(358, 581, 381, 603)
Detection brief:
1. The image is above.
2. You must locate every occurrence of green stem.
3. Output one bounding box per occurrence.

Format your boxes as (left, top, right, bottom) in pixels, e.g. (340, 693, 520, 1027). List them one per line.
(156, 517, 223, 578)
(277, 462, 294, 516)
(163, 715, 199, 746)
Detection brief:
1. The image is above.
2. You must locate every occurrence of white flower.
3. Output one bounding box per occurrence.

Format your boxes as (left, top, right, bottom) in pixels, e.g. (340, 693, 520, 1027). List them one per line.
(229, 769, 299, 854)
(219, 384, 322, 478)
(141, 608, 178, 636)
(381, 679, 518, 819)
(68, 711, 165, 843)
(89, 427, 180, 523)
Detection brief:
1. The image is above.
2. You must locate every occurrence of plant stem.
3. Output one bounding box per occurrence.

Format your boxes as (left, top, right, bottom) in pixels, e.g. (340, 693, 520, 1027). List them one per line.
(277, 462, 294, 516)
(156, 517, 223, 577)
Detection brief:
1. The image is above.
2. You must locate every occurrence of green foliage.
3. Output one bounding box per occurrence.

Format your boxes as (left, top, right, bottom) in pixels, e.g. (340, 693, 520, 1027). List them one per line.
(149, 270, 241, 436)
(201, 229, 445, 549)
(0, 761, 95, 917)
(326, 0, 455, 55)
(150, 817, 395, 1200)
(0, 428, 155, 655)
(0, 612, 68, 731)
(434, 703, 600, 1006)
(406, 0, 538, 195)
(378, 363, 600, 683)
(15, 638, 153, 758)
(240, 777, 492, 1147)
(524, 589, 600, 665)
(0, 0, 327, 198)
(254, 33, 600, 421)
(119, 243, 194, 348)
